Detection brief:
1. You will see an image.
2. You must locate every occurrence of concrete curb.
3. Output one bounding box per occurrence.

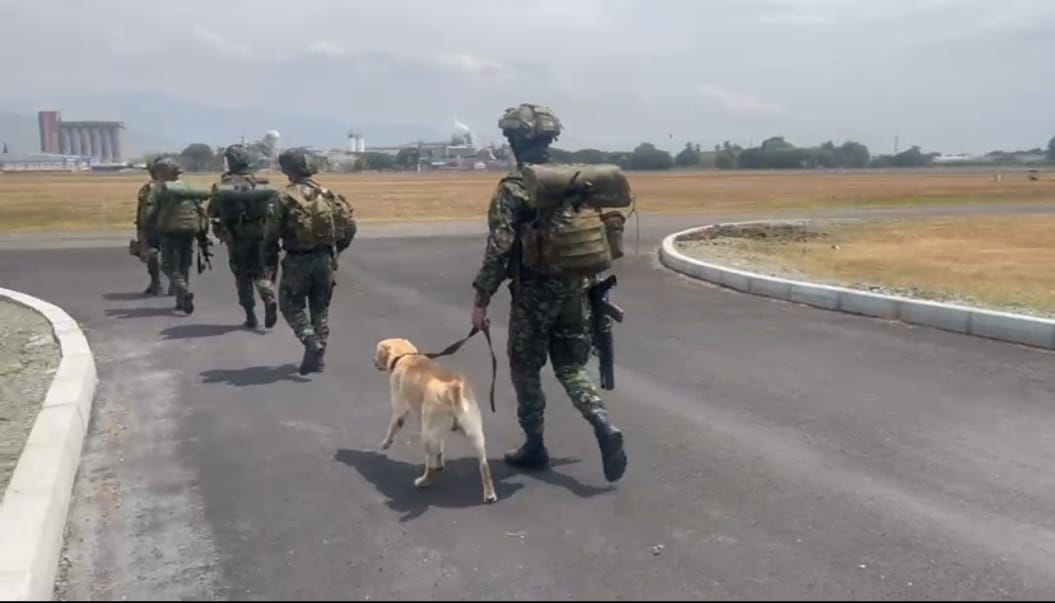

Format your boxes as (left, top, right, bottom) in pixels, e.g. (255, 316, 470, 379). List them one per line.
(0, 288, 97, 601)
(659, 222, 1055, 351)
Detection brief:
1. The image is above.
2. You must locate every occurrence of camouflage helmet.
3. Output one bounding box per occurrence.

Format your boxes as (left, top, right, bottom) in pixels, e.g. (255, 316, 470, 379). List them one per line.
(278, 148, 316, 177)
(223, 144, 251, 172)
(498, 104, 562, 142)
(151, 157, 183, 180)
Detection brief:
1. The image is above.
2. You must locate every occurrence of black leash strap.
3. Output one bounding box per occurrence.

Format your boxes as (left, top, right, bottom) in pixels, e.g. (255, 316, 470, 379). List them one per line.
(414, 324, 498, 413)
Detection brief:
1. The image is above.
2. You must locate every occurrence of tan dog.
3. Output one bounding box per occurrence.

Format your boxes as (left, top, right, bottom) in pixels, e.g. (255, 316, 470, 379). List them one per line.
(373, 337, 497, 504)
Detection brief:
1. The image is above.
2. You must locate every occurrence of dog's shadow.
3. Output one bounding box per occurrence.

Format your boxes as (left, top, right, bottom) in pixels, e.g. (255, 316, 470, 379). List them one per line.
(334, 448, 525, 522)
(334, 449, 614, 522)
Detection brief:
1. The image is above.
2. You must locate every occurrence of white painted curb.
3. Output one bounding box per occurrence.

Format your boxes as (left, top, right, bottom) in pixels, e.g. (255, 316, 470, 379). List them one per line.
(659, 222, 1055, 351)
(0, 288, 97, 601)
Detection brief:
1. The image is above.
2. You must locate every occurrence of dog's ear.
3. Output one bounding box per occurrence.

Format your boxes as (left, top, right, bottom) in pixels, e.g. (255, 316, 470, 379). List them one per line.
(375, 342, 390, 371)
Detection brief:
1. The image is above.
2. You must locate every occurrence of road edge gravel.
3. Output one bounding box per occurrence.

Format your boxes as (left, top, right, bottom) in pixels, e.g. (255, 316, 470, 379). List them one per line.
(0, 287, 97, 601)
(659, 222, 1055, 351)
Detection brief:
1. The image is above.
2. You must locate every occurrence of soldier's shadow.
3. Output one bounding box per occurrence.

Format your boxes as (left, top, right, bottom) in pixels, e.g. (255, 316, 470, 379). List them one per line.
(161, 323, 259, 340)
(104, 306, 178, 319)
(200, 363, 310, 386)
(103, 291, 162, 301)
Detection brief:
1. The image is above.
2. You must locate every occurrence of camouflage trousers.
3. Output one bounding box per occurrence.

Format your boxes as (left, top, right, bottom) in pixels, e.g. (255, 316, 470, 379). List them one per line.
(159, 233, 194, 299)
(142, 234, 162, 286)
(226, 237, 277, 311)
(278, 250, 335, 348)
(506, 275, 607, 437)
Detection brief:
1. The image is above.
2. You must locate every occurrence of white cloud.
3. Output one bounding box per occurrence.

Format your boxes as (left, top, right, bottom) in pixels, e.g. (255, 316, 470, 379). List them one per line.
(698, 85, 785, 115)
(436, 53, 511, 78)
(190, 25, 252, 60)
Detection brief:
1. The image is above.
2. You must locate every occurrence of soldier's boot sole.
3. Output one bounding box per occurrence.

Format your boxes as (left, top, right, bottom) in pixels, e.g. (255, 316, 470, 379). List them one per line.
(595, 424, 627, 483)
(264, 300, 278, 329)
(503, 437, 550, 470)
(183, 292, 195, 315)
(299, 338, 322, 375)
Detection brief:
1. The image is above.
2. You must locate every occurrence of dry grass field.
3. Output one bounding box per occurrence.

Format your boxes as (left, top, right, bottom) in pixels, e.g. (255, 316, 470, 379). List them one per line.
(0, 168, 1052, 233)
(678, 214, 1055, 316)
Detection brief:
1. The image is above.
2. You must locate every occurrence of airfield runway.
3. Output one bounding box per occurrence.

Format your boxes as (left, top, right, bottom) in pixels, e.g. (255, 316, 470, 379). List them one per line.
(2, 208, 1054, 600)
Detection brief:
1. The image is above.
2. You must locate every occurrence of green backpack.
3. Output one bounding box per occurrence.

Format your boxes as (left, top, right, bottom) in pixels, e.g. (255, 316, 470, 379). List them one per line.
(212, 174, 278, 238)
(516, 163, 634, 277)
(154, 181, 211, 236)
(283, 182, 339, 251)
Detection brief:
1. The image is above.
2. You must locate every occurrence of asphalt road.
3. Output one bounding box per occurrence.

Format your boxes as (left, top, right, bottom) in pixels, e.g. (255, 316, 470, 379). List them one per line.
(2, 207, 1055, 600)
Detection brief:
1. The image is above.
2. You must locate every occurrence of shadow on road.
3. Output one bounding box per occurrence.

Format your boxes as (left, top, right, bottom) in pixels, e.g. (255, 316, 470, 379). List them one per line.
(104, 306, 178, 319)
(103, 291, 172, 301)
(200, 363, 310, 386)
(334, 448, 525, 522)
(161, 323, 255, 340)
(514, 457, 618, 499)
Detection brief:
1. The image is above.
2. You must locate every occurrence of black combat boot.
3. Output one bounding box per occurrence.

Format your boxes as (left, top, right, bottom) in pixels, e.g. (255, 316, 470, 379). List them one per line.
(182, 291, 195, 315)
(316, 343, 327, 372)
(167, 282, 176, 296)
(243, 306, 258, 329)
(174, 291, 184, 311)
(504, 433, 549, 470)
(299, 335, 322, 375)
(264, 300, 278, 329)
(588, 411, 627, 482)
(144, 279, 160, 296)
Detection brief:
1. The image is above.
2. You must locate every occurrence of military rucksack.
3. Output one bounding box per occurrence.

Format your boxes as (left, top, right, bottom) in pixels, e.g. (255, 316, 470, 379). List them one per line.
(283, 181, 354, 251)
(515, 163, 634, 278)
(154, 181, 210, 236)
(212, 174, 278, 238)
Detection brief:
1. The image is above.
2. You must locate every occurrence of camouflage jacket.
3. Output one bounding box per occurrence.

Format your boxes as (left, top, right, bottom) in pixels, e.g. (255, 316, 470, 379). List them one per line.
(261, 177, 354, 259)
(135, 179, 160, 241)
(471, 171, 532, 308)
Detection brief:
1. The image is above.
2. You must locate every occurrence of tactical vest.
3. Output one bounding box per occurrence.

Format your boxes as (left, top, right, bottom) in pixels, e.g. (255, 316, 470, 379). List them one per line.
(212, 173, 277, 239)
(155, 181, 210, 236)
(515, 163, 634, 278)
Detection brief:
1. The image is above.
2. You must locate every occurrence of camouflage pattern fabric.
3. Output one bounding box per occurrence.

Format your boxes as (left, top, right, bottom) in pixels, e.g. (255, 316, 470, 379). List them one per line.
(277, 252, 335, 348)
(472, 170, 608, 436)
(506, 272, 605, 436)
(228, 237, 277, 312)
(208, 171, 277, 315)
(160, 233, 194, 302)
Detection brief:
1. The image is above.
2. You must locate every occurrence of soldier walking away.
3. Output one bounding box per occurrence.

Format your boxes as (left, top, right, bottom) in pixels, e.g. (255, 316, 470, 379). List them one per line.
(132, 161, 173, 296)
(262, 149, 357, 375)
(207, 144, 280, 329)
(469, 103, 630, 483)
(139, 157, 212, 315)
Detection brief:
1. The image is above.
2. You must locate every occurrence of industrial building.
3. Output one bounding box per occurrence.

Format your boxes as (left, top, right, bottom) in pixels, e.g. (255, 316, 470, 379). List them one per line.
(38, 110, 127, 164)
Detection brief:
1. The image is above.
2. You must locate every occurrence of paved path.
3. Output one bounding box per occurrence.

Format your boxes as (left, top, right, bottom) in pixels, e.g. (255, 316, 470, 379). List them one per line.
(1, 206, 1054, 600)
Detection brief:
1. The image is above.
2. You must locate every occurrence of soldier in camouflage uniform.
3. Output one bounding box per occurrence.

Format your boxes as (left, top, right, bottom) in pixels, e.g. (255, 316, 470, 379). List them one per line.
(134, 161, 173, 296)
(262, 149, 355, 375)
(470, 104, 628, 483)
(207, 144, 279, 329)
(140, 157, 209, 314)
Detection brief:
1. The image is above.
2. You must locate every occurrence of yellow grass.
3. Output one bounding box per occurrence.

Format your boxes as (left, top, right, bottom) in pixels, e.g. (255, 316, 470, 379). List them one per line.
(0, 169, 1052, 233)
(693, 215, 1055, 315)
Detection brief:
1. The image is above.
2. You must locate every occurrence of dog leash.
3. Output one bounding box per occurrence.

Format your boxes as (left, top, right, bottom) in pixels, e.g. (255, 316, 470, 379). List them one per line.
(397, 324, 498, 413)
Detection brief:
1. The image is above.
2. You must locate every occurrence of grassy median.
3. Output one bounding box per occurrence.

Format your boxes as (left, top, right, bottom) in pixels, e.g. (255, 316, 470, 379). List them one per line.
(677, 215, 1055, 316)
(0, 168, 1052, 233)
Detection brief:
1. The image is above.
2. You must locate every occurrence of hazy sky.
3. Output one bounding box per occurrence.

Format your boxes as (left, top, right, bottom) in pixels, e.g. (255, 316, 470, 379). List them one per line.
(3, 0, 1054, 153)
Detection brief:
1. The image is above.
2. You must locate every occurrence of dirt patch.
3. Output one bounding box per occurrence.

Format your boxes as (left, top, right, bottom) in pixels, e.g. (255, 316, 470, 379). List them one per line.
(1, 168, 1052, 233)
(0, 298, 60, 496)
(675, 215, 1055, 318)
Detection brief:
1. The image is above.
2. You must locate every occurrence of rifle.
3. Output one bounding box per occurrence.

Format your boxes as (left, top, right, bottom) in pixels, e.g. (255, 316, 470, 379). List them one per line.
(587, 274, 624, 391)
(196, 236, 214, 274)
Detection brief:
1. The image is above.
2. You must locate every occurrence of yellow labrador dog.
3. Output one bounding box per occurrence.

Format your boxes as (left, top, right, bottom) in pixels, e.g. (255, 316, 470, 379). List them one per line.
(373, 337, 497, 504)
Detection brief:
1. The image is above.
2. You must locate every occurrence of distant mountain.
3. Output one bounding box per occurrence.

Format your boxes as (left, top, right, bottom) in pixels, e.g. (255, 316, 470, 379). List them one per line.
(0, 92, 446, 158)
